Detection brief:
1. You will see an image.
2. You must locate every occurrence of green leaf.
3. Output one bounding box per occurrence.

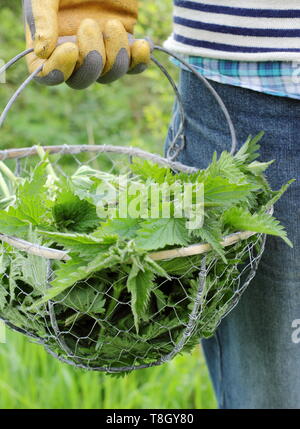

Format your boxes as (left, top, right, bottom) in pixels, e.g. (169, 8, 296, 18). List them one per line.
(235, 132, 264, 164)
(126, 261, 155, 333)
(191, 220, 226, 262)
(53, 189, 100, 233)
(152, 288, 168, 312)
(38, 230, 116, 259)
(143, 255, 170, 279)
(130, 160, 175, 184)
(6, 255, 24, 303)
(223, 206, 292, 247)
(0, 306, 46, 336)
(16, 252, 48, 295)
(99, 218, 141, 240)
(204, 176, 258, 207)
(246, 160, 274, 176)
(31, 256, 88, 307)
(0, 209, 29, 236)
(59, 284, 106, 315)
(85, 250, 122, 274)
(14, 231, 48, 295)
(0, 250, 10, 276)
(139, 314, 183, 340)
(0, 196, 15, 211)
(33, 244, 123, 306)
(206, 151, 246, 183)
(0, 162, 53, 236)
(136, 218, 189, 251)
(159, 255, 202, 276)
(14, 161, 52, 225)
(0, 284, 8, 310)
(70, 166, 122, 205)
(264, 179, 295, 210)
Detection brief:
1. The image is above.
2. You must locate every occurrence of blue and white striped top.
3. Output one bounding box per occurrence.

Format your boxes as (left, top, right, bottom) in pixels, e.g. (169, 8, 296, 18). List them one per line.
(164, 0, 300, 61)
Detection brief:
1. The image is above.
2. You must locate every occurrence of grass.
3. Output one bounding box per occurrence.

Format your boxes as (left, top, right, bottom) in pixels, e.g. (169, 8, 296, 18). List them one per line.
(0, 329, 216, 409)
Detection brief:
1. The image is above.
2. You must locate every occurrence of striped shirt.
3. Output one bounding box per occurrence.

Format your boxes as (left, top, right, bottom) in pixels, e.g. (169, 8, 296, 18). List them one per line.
(164, 0, 300, 61)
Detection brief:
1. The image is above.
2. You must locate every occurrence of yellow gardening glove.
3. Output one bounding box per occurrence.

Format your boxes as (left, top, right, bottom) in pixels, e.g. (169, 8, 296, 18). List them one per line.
(24, 0, 152, 89)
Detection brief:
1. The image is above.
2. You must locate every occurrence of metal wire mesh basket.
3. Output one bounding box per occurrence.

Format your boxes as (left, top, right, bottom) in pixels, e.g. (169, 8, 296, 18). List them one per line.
(0, 47, 267, 374)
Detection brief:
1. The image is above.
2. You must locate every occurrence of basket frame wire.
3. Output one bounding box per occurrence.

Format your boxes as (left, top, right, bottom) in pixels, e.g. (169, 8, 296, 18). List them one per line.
(0, 46, 265, 372)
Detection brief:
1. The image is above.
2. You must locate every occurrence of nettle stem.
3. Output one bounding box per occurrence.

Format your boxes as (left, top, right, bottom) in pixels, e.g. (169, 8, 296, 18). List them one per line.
(0, 161, 18, 185)
(36, 146, 59, 182)
(0, 171, 10, 198)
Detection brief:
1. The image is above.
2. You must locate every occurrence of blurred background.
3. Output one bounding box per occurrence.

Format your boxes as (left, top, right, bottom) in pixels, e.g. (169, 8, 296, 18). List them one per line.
(0, 0, 216, 409)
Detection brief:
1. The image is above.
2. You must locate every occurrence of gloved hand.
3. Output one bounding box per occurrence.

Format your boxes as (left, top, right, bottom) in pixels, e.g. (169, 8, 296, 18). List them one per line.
(23, 0, 152, 89)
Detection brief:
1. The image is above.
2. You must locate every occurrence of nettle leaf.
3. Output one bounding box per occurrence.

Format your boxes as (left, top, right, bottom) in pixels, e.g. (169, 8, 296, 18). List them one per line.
(264, 179, 295, 210)
(31, 256, 89, 306)
(159, 255, 202, 276)
(191, 218, 226, 262)
(7, 255, 24, 303)
(204, 176, 258, 207)
(53, 189, 100, 233)
(60, 285, 106, 316)
(0, 284, 8, 310)
(70, 166, 124, 206)
(234, 132, 264, 164)
(130, 160, 175, 184)
(39, 230, 116, 259)
(136, 218, 189, 251)
(34, 245, 122, 306)
(85, 250, 122, 274)
(246, 160, 274, 176)
(126, 260, 155, 333)
(15, 231, 48, 295)
(0, 209, 29, 236)
(0, 250, 10, 276)
(0, 162, 53, 237)
(0, 196, 15, 211)
(16, 253, 48, 295)
(223, 206, 292, 247)
(100, 218, 141, 240)
(15, 161, 52, 225)
(143, 255, 170, 279)
(206, 151, 247, 184)
(0, 306, 46, 336)
(152, 288, 168, 313)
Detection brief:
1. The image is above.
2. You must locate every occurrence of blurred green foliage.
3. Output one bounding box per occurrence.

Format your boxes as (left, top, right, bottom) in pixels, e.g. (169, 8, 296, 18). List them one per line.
(0, 330, 216, 409)
(0, 1, 176, 154)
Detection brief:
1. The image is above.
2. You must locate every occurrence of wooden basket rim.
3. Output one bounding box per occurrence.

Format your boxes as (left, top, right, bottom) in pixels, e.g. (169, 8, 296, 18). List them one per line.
(0, 230, 259, 262)
(0, 144, 198, 174)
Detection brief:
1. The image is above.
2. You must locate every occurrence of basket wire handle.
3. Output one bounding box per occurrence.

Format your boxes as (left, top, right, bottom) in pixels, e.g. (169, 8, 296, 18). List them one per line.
(0, 48, 33, 76)
(0, 45, 237, 156)
(150, 54, 186, 162)
(153, 46, 237, 156)
(0, 65, 43, 128)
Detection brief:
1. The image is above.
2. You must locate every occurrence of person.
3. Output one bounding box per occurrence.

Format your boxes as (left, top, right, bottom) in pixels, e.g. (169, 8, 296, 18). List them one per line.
(23, 0, 300, 409)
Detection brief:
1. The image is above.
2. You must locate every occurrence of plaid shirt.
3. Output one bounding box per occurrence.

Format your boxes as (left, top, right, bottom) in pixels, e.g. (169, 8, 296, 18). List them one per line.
(173, 56, 300, 100)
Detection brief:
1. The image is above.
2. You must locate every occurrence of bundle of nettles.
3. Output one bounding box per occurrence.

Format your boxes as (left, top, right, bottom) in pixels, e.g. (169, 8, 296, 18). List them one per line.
(0, 134, 293, 371)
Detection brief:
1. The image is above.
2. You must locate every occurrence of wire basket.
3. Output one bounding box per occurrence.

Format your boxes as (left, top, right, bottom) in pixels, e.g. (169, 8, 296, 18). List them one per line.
(0, 46, 267, 374)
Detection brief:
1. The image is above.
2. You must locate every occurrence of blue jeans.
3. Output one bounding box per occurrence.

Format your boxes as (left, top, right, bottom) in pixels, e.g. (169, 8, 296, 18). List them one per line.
(165, 69, 300, 409)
